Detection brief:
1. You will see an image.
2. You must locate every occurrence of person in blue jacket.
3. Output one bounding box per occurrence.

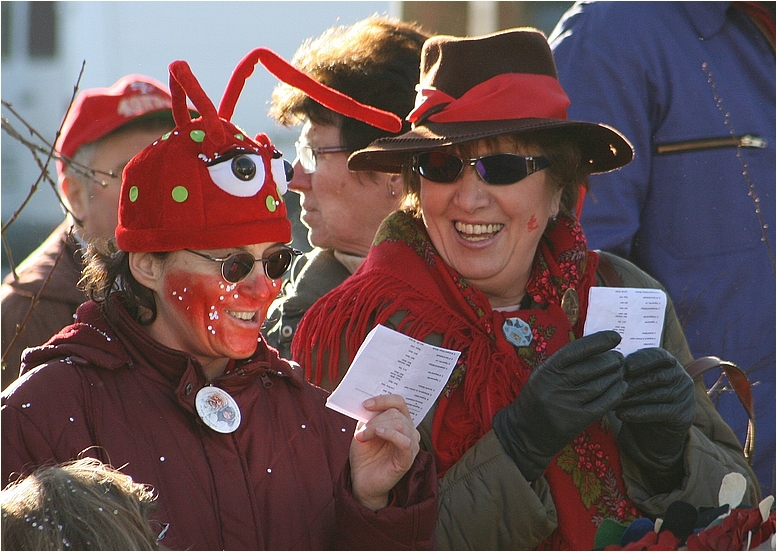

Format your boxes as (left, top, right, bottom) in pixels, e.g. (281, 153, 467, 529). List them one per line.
(549, 1, 775, 496)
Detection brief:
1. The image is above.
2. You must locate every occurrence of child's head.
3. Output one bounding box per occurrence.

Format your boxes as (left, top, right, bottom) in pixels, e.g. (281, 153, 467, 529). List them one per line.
(1, 458, 161, 550)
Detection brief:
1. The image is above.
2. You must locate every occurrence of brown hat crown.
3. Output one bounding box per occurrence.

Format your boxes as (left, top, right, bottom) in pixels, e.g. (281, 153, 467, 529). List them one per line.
(348, 27, 632, 175)
(419, 29, 557, 103)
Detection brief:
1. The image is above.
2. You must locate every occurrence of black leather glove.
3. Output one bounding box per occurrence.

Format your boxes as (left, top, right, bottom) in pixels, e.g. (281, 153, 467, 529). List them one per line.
(615, 347, 695, 487)
(492, 330, 627, 482)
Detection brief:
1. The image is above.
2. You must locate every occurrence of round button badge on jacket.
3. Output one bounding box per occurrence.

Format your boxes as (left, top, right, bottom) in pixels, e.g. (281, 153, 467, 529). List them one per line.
(195, 386, 242, 433)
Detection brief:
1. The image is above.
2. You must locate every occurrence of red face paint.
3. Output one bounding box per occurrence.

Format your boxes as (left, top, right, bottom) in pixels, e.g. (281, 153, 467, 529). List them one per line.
(527, 214, 539, 232)
(158, 267, 278, 364)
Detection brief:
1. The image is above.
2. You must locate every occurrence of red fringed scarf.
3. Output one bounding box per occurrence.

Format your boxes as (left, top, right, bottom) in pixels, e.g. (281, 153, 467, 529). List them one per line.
(293, 210, 640, 549)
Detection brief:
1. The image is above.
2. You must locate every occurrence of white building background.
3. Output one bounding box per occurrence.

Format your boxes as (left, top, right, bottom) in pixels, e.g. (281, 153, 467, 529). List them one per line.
(1, 1, 570, 273)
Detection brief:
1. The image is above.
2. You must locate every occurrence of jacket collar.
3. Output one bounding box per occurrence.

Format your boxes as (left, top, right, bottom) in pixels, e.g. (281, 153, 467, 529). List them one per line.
(21, 296, 304, 389)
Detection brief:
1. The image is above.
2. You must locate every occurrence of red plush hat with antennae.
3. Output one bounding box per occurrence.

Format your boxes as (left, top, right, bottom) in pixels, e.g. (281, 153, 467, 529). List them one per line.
(116, 47, 401, 253)
(116, 60, 292, 252)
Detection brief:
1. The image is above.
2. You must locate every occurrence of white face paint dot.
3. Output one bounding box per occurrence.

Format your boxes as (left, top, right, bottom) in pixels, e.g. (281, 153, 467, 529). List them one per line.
(301, 424, 306, 429)
(69, 417, 75, 422)
(160, 456, 165, 462)
(341, 428, 347, 432)
(178, 296, 183, 301)
(233, 293, 239, 299)
(219, 296, 225, 301)
(267, 468, 272, 473)
(22, 403, 31, 408)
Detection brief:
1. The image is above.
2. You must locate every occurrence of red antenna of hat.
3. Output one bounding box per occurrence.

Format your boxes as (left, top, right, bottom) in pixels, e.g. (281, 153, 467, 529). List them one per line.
(219, 47, 403, 133)
(169, 59, 226, 151)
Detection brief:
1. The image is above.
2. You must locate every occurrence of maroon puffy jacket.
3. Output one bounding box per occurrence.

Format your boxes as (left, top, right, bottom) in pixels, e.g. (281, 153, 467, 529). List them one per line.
(2, 298, 437, 550)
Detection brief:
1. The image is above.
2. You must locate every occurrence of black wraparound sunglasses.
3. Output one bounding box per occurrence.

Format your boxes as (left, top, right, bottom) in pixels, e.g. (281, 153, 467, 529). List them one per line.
(412, 151, 551, 185)
(184, 247, 301, 282)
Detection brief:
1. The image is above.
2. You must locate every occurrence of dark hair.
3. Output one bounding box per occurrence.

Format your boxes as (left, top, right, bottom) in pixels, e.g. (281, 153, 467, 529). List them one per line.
(269, 15, 429, 152)
(1, 458, 161, 551)
(79, 238, 168, 325)
(400, 132, 590, 220)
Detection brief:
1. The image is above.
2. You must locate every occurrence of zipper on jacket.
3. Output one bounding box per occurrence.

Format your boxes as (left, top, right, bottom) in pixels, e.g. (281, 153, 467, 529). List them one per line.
(260, 372, 273, 388)
(655, 134, 766, 155)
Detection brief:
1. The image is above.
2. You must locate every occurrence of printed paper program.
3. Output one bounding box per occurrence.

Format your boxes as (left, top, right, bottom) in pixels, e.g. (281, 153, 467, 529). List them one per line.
(326, 324, 461, 427)
(583, 287, 667, 356)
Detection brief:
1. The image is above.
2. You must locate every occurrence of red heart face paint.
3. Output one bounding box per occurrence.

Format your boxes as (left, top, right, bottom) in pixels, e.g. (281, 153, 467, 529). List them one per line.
(527, 214, 539, 232)
(153, 257, 280, 369)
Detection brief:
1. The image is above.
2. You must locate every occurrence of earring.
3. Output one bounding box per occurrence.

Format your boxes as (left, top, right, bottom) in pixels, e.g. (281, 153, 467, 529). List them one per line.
(390, 188, 396, 197)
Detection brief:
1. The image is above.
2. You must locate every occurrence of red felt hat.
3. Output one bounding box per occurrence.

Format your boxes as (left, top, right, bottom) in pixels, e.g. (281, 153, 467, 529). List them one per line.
(115, 48, 400, 253)
(115, 60, 292, 252)
(56, 74, 173, 178)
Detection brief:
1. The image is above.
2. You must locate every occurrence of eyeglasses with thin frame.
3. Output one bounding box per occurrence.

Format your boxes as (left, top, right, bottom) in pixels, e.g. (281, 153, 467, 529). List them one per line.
(412, 151, 551, 185)
(184, 247, 301, 282)
(294, 141, 350, 174)
(148, 520, 170, 543)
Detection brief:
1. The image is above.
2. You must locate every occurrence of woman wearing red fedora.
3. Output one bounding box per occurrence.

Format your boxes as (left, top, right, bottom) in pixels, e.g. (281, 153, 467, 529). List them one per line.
(0, 51, 437, 550)
(292, 28, 759, 549)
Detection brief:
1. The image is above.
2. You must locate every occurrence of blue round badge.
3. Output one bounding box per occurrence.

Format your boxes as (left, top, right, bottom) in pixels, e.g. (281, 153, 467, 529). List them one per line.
(503, 317, 533, 347)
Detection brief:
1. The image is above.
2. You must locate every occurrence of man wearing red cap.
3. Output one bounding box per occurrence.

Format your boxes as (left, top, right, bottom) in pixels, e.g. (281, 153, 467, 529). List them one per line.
(1, 75, 175, 390)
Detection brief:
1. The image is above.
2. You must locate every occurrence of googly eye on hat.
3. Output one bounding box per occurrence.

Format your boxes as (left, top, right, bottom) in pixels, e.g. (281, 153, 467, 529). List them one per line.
(116, 48, 402, 254)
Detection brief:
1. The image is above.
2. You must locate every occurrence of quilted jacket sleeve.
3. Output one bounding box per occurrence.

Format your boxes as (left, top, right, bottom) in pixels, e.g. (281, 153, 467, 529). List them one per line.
(335, 450, 438, 550)
(435, 428, 558, 549)
(1, 361, 95, 486)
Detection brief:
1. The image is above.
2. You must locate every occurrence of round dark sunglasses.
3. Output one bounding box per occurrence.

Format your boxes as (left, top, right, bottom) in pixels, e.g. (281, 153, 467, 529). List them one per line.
(184, 247, 301, 282)
(412, 151, 551, 185)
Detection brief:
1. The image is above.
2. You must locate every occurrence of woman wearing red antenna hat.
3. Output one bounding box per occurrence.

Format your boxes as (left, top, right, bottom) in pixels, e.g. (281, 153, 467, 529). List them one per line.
(292, 28, 759, 549)
(0, 52, 437, 550)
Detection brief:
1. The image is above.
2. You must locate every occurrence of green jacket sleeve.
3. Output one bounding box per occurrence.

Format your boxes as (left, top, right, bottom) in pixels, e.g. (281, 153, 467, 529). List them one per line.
(602, 253, 760, 511)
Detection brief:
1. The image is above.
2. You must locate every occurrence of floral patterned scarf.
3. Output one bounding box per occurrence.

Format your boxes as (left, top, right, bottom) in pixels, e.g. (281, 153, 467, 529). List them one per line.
(293, 209, 639, 549)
